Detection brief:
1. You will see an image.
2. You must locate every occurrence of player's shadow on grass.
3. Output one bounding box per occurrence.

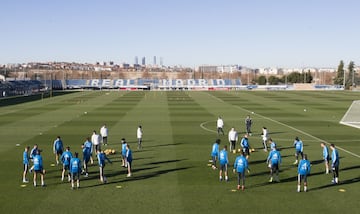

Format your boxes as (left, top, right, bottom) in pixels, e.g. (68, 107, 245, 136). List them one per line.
(80, 166, 161, 189)
(340, 165, 360, 172)
(145, 159, 187, 166)
(310, 176, 360, 191)
(278, 145, 308, 151)
(120, 166, 193, 183)
(311, 159, 325, 165)
(249, 159, 267, 165)
(132, 156, 153, 161)
(145, 142, 183, 148)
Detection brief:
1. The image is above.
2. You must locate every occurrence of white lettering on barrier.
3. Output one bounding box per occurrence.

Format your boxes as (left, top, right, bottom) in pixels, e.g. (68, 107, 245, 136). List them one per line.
(114, 79, 125, 87)
(216, 79, 225, 86)
(187, 79, 195, 87)
(162, 79, 171, 86)
(198, 79, 207, 86)
(102, 79, 111, 87)
(91, 79, 100, 86)
(175, 79, 183, 87)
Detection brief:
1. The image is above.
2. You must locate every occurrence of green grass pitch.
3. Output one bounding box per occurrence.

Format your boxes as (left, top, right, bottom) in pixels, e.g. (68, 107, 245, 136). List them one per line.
(1, 91, 360, 213)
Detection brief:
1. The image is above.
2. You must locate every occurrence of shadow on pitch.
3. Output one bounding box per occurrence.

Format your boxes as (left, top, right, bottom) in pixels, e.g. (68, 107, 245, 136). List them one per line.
(145, 142, 183, 148)
(120, 166, 193, 183)
(310, 176, 360, 191)
(145, 159, 187, 166)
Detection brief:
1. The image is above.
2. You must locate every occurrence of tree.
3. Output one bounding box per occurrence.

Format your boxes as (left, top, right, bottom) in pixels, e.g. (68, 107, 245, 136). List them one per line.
(287, 72, 302, 83)
(348, 61, 355, 87)
(257, 75, 267, 85)
(301, 70, 313, 83)
(333, 60, 345, 85)
(268, 75, 282, 85)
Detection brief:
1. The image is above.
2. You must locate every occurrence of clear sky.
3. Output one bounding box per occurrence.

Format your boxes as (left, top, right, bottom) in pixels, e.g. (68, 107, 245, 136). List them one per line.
(1, 0, 359, 68)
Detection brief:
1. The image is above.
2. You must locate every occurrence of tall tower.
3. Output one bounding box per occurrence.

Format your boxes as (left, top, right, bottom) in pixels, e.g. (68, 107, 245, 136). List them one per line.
(135, 56, 138, 65)
(160, 57, 163, 67)
(141, 57, 146, 66)
(153, 56, 157, 65)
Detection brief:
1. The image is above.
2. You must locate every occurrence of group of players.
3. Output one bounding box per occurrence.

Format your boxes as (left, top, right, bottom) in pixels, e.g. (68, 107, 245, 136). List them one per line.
(22, 124, 144, 189)
(212, 115, 340, 192)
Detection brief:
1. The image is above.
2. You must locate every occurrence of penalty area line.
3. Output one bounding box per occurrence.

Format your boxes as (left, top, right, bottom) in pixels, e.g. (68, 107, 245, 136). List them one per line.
(205, 92, 360, 159)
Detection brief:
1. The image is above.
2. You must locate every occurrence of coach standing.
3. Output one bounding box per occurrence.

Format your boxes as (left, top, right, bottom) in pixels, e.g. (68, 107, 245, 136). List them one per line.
(228, 127, 238, 153)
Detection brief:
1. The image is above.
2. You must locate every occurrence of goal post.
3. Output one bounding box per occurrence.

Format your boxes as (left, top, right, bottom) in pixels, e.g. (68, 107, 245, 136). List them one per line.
(340, 100, 360, 129)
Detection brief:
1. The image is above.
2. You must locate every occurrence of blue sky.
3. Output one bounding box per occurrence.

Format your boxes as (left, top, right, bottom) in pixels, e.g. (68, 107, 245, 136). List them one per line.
(1, 0, 359, 68)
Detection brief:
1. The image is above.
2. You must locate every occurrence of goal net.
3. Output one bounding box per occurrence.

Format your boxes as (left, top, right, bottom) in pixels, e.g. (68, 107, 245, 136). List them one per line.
(340, 100, 360, 129)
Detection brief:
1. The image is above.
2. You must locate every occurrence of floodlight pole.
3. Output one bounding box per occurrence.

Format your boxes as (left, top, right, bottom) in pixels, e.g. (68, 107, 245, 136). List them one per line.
(343, 68, 346, 89)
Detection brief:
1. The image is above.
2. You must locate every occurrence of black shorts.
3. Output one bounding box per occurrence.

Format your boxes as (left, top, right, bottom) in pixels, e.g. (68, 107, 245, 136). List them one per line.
(324, 156, 330, 163)
(298, 174, 308, 183)
(63, 165, 70, 170)
(271, 163, 279, 171)
(35, 169, 44, 174)
(220, 163, 227, 171)
(24, 164, 29, 172)
(71, 172, 80, 180)
(295, 150, 303, 156)
(127, 161, 132, 168)
(84, 156, 90, 164)
(56, 150, 63, 155)
(102, 137, 108, 144)
(242, 147, 250, 156)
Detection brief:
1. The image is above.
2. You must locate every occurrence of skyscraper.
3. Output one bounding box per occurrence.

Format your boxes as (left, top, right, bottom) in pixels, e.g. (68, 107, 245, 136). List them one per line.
(153, 56, 156, 65)
(141, 57, 146, 66)
(160, 57, 163, 67)
(135, 56, 138, 65)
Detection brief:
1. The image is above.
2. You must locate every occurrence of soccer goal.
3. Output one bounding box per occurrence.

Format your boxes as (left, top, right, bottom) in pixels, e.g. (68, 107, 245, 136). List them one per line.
(340, 100, 360, 129)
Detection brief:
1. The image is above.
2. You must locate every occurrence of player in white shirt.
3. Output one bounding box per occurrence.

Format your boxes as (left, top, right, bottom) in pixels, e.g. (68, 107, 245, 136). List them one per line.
(228, 127, 238, 153)
(100, 124, 108, 146)
(217, 116, 225, 136)
(261, 127, 269, 152)
(137, 125, 143, 149)
(91, 130, 101, 154)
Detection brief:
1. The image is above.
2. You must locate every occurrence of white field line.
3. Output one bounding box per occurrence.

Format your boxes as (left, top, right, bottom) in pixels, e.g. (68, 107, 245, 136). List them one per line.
(204, 93, 360, 159)
(199, 123, 360, 143)
(200, 121, 217, 134)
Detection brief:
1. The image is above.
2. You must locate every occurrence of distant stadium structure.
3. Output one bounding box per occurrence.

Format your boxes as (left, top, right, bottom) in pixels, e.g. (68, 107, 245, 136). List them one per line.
(340, 100, 360, 129)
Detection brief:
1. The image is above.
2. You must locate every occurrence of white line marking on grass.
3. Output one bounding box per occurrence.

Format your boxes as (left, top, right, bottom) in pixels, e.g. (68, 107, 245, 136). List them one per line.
(205, 93, 360, 159)
(200, 121, 217, 134)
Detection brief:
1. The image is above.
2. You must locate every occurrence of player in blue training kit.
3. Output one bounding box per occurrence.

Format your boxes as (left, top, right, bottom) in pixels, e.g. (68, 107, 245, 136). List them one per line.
(22, 146, 30, 183)
(33, 150, 45, 187)
(240, 134, 251, 159)
(267, 147, 282, 182)
(97, 149, 112, 183)
(126, 144, 133, 177)
(269, 138, 277, 151)
(70, 152, 82, 189)
(293, 137, 304, 165)
(81, 139, 91, 177)
(321, 142, 330, 174)
(53, 136, 63, 165)
(297, 154, 311, 192)
(233, 151, 250, 191)
(61, 147, 73, 182)
(330, 144, 340, 184)
(121, 138, 128, 167)
(83, 137, 94, 165)
(210, 139, 220, 169)
(219, 145, 229, 181)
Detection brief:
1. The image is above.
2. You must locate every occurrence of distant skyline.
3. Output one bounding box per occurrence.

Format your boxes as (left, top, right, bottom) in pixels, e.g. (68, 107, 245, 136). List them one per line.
(1, 0, 359, 68)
